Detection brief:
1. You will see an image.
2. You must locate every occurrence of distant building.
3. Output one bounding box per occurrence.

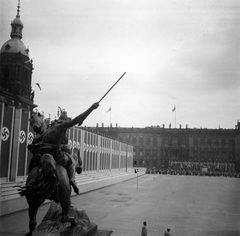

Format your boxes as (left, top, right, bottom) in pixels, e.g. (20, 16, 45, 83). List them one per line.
(89, 122, 240, 173)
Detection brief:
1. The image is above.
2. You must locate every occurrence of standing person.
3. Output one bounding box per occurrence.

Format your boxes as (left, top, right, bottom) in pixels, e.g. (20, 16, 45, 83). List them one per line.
(164, 228, 171, 236)
(141, 221, 148, 236)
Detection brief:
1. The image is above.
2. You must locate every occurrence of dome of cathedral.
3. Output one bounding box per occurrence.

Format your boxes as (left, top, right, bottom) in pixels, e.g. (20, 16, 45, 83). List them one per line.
(0, 38, 29, 58)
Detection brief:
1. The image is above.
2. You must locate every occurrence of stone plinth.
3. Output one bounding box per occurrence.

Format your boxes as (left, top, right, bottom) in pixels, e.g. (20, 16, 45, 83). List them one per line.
(33, 202, 97, 236)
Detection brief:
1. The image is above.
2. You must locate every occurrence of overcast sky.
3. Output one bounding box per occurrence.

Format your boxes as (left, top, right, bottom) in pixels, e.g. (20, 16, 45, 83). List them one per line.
(1, 0, 239, 129)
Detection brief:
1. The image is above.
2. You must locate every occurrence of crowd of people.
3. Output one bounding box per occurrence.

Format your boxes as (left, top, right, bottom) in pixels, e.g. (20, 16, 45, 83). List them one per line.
(146, 161, 240, 177)
(156, 168, 240, 177)
(170, 161, 235, 172)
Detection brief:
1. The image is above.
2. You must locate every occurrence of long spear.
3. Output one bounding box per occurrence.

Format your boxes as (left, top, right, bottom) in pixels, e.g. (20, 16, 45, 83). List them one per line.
(98, 72, 126, 103)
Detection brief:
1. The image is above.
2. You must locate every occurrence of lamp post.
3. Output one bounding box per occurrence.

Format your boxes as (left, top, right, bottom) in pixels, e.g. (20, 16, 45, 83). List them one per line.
(137, 170, 138, 190)
(126, 144, 128, 172)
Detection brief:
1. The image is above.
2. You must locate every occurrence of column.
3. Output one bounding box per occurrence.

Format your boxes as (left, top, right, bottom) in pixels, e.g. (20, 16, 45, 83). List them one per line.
(10, 106, 22, 181)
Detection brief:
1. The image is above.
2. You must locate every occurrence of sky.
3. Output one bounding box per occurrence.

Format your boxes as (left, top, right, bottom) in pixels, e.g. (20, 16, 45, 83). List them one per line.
(1, 0, 240, 129)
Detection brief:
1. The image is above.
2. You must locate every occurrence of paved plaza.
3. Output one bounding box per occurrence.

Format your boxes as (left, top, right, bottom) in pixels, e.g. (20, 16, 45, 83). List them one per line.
(1, 174, 240, 236)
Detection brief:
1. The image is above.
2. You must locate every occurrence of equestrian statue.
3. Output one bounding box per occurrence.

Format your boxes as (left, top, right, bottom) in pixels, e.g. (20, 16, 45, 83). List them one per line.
(18, 102, 99, 236)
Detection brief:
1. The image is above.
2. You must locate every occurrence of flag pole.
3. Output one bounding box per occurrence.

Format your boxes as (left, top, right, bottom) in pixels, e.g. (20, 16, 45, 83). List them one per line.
(175, 106, 176, 128)
(172, 106, 176, 128)
(107, 107, 112, 126)
(110, 108, 111, 126)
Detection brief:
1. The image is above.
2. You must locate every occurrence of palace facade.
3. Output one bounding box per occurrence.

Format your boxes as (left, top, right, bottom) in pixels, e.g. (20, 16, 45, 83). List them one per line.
(89, 122, 240, 173)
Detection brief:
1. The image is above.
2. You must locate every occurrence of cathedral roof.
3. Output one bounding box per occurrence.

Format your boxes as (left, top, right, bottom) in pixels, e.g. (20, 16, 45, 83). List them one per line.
(0, 38, 29, 57)
(0, 0, 29, 58)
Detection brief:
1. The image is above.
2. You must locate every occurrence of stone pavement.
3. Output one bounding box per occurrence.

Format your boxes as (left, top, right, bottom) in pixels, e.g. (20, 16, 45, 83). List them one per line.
(1, 174, 240, 236)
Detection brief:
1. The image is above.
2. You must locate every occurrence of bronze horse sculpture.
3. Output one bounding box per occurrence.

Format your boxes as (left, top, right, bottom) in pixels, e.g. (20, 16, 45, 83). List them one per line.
(18, 103, 99, 236)
(20, 153, 76, 236)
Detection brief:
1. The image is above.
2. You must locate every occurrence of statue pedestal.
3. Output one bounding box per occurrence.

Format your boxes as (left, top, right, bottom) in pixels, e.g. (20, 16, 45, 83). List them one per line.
(33, 202, 98, 236)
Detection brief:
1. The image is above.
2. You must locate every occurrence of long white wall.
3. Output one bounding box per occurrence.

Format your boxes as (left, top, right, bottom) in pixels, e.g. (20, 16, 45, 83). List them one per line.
(68, 126, 133, 173)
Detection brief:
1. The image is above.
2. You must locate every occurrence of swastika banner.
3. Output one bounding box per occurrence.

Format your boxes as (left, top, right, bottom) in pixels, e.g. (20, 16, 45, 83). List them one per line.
(18, 111, 29, 176)
(0, 106, 13, 178)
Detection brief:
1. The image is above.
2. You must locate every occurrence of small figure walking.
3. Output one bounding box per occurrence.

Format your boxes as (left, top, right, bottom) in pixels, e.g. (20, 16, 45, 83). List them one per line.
(141, 221, 148, 236)
(164, 228, 171, 236)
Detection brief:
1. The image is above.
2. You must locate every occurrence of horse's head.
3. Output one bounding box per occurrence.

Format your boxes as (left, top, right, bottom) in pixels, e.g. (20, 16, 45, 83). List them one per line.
(29, 112, 47, 135)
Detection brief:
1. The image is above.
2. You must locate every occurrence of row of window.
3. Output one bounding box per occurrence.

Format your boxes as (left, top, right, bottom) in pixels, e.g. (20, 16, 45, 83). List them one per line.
(134, 147, 234, 157)
(119, 135, 234, 148)
(194, 138, 234, 147)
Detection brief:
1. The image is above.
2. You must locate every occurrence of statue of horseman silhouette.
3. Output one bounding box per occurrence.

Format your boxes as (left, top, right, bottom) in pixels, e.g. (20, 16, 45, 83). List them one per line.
(18, 102, 99, 236)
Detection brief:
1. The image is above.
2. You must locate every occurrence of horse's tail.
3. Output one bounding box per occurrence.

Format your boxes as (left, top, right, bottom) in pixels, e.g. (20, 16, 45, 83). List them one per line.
(18, 153, 58, 201)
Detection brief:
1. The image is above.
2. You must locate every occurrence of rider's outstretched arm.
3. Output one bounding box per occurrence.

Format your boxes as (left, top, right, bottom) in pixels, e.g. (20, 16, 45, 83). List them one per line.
(64, 102, 99, 128)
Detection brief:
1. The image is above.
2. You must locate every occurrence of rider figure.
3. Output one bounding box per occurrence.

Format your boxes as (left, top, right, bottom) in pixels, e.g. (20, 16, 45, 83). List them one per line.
(30, 102, 99, 194)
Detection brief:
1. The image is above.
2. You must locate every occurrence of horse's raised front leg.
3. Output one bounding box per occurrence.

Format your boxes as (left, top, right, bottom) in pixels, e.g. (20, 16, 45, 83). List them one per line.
(26, 200, 44, 236)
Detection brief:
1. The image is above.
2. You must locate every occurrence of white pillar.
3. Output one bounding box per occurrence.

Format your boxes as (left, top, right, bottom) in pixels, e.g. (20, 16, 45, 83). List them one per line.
(10, 106, 22, 181)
